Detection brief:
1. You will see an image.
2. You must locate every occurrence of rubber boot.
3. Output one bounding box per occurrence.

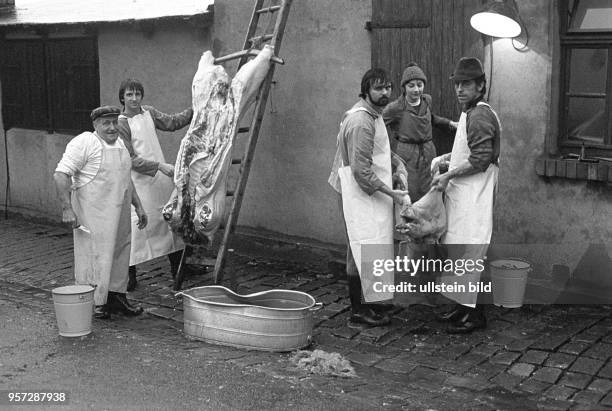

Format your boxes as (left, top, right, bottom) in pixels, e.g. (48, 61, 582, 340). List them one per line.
(347, 274, 390, 326)
(436, 303, 465, 322)
(447, 305, 486, 334)
(93, 304, 111, 320)
(108, 291, 143, 316)
(168, 250, 183, 279)
(127, 266, 137, 292)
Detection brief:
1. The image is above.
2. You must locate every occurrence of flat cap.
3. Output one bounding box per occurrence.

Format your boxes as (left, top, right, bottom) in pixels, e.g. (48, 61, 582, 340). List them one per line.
(450, 57, 485, 81)
(90, 105, 121, 121)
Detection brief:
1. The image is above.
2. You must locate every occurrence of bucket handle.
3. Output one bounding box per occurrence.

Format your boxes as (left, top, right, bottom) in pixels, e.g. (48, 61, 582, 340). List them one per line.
(309, 302, 323, 312)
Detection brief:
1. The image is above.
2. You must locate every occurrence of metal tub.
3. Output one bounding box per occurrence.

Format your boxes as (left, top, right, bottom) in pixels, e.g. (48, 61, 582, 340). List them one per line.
(177, 286, 322, 352)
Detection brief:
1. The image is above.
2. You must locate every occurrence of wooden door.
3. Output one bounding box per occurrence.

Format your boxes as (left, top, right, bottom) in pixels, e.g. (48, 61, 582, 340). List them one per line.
(371, 0, 484, 155)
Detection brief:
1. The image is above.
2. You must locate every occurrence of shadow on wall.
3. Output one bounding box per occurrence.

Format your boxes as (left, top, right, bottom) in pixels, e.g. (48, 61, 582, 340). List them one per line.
(487, 242, 612, 304)
(570, 243, 612, 287)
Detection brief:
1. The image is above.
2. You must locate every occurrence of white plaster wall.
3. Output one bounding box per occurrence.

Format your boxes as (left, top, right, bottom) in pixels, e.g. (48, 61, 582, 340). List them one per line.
(2, 129, 73, 220)
(213, 0, 371, 245)
(98, 23, 212, 164)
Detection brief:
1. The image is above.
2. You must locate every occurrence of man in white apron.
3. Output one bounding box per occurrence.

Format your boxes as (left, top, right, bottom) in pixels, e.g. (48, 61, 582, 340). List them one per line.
(54, 106, 148, 319)
(431, 57, 501, 333)
(116, 79, 193, 291)
(328, 68, 409, 326)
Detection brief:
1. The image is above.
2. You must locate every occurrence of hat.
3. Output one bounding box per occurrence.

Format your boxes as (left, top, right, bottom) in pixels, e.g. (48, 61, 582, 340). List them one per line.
(450, 57, 485, 81)
(401, 63, 427, 87)
(90, 105, 121, 121)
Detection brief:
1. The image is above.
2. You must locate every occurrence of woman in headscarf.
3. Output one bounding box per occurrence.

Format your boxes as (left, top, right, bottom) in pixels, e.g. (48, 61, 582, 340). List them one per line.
(383, 63, 457, 203)
(384, 63, 457, 308)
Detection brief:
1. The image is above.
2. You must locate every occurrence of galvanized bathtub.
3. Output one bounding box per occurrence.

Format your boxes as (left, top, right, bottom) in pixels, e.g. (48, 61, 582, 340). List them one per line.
(176, 286, 322, 352)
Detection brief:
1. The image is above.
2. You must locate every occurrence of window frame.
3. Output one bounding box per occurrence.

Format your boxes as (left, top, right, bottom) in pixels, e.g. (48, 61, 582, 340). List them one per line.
(558, 0, 612, 157)
(0, 33, 100, 135)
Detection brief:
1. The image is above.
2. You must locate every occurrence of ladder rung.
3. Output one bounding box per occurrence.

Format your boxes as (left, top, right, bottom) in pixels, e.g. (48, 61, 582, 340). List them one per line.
(214, 0, 292, 287)
(255, 5, 281, 14)
(249, 34, 274, 44)
(214, 49, 284, 65)
(238, 127, 250, 133)
(231, 158, 242, 165)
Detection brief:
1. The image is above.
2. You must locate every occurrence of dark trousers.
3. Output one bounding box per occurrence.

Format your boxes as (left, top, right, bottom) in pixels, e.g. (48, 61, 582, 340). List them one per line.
(167, 250, 183, 273)
(337, 193, 365, 312)
(129, 250, 183, 274)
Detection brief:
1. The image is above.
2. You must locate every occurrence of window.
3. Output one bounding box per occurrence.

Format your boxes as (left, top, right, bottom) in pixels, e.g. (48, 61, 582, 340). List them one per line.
(559, 0, 612, 157)
(0, 36, 99, 133)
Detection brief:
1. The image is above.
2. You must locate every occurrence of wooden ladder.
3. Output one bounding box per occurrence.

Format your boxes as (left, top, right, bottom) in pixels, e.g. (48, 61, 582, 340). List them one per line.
(173, 0, 292, 291)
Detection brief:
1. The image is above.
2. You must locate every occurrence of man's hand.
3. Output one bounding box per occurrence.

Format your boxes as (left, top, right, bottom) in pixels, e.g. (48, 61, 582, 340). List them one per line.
(430, 155, 449, 176)
(449, 121, 458, 130)
(391, 189, 410, 206)
(431, 172, 451, 192)
(135, 207, 148, 230)
(61, 207, 78, 228)
(392, 170, 408, 191)
(158, 163, 175, 178)
(54, 172, 79, 229)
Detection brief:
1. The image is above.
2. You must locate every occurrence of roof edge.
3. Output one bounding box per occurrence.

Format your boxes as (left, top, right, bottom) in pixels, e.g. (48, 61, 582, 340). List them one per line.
(0, 2, 214, 28)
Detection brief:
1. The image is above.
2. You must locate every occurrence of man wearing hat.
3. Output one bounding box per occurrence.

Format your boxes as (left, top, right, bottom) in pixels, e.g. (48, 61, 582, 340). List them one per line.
(431, 57, 501, 333)
(54, 105, 148, 319)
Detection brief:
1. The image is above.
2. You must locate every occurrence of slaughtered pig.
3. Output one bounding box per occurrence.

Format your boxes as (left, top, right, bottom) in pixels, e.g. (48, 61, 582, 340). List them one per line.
(163, 45, 274, 244)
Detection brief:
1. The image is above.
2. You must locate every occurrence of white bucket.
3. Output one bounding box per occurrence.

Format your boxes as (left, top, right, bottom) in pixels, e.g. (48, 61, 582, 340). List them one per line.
(490, 259, 531, 308)
(52, 285, 95, 337)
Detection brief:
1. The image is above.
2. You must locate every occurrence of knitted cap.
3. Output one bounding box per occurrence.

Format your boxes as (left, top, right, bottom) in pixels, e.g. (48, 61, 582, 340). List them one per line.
(401, 63, 427, 86)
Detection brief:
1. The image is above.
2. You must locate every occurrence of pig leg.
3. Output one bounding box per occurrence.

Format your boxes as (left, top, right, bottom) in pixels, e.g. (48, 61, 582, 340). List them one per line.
(232, 44, 274, 118)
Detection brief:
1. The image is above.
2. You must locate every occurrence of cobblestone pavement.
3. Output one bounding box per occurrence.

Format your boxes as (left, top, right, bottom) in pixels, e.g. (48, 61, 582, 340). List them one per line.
(2, 217, 612, 410)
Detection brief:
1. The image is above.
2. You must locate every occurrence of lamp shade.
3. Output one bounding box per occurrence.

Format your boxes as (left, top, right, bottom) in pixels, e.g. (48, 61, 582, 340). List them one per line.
(470, 0, 522, 38)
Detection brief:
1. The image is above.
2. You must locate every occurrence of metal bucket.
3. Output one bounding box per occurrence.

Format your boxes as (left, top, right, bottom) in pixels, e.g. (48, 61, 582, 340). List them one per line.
(177, 286, 322, 352)
(490, 259, 531, 308)
(52, 285, 94, 337)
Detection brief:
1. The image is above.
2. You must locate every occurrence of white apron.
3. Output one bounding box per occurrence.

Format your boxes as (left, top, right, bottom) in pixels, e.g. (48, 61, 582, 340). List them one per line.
(72, 134, 132, 305)
(440, 102, 500, 307)
(125, 111, 184, 266)
(338, 107, 394, 302)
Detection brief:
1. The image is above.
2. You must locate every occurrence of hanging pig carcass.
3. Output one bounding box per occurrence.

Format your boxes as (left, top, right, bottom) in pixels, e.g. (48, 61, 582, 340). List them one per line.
(163, 46, 274, 244)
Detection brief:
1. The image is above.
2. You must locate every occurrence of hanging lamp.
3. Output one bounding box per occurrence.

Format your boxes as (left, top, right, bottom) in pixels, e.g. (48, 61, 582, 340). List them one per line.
(470, 0, 522, 38)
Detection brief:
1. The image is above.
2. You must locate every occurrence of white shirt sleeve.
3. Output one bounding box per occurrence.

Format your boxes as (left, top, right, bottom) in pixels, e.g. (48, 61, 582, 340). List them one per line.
(55, 132, 102, 187)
